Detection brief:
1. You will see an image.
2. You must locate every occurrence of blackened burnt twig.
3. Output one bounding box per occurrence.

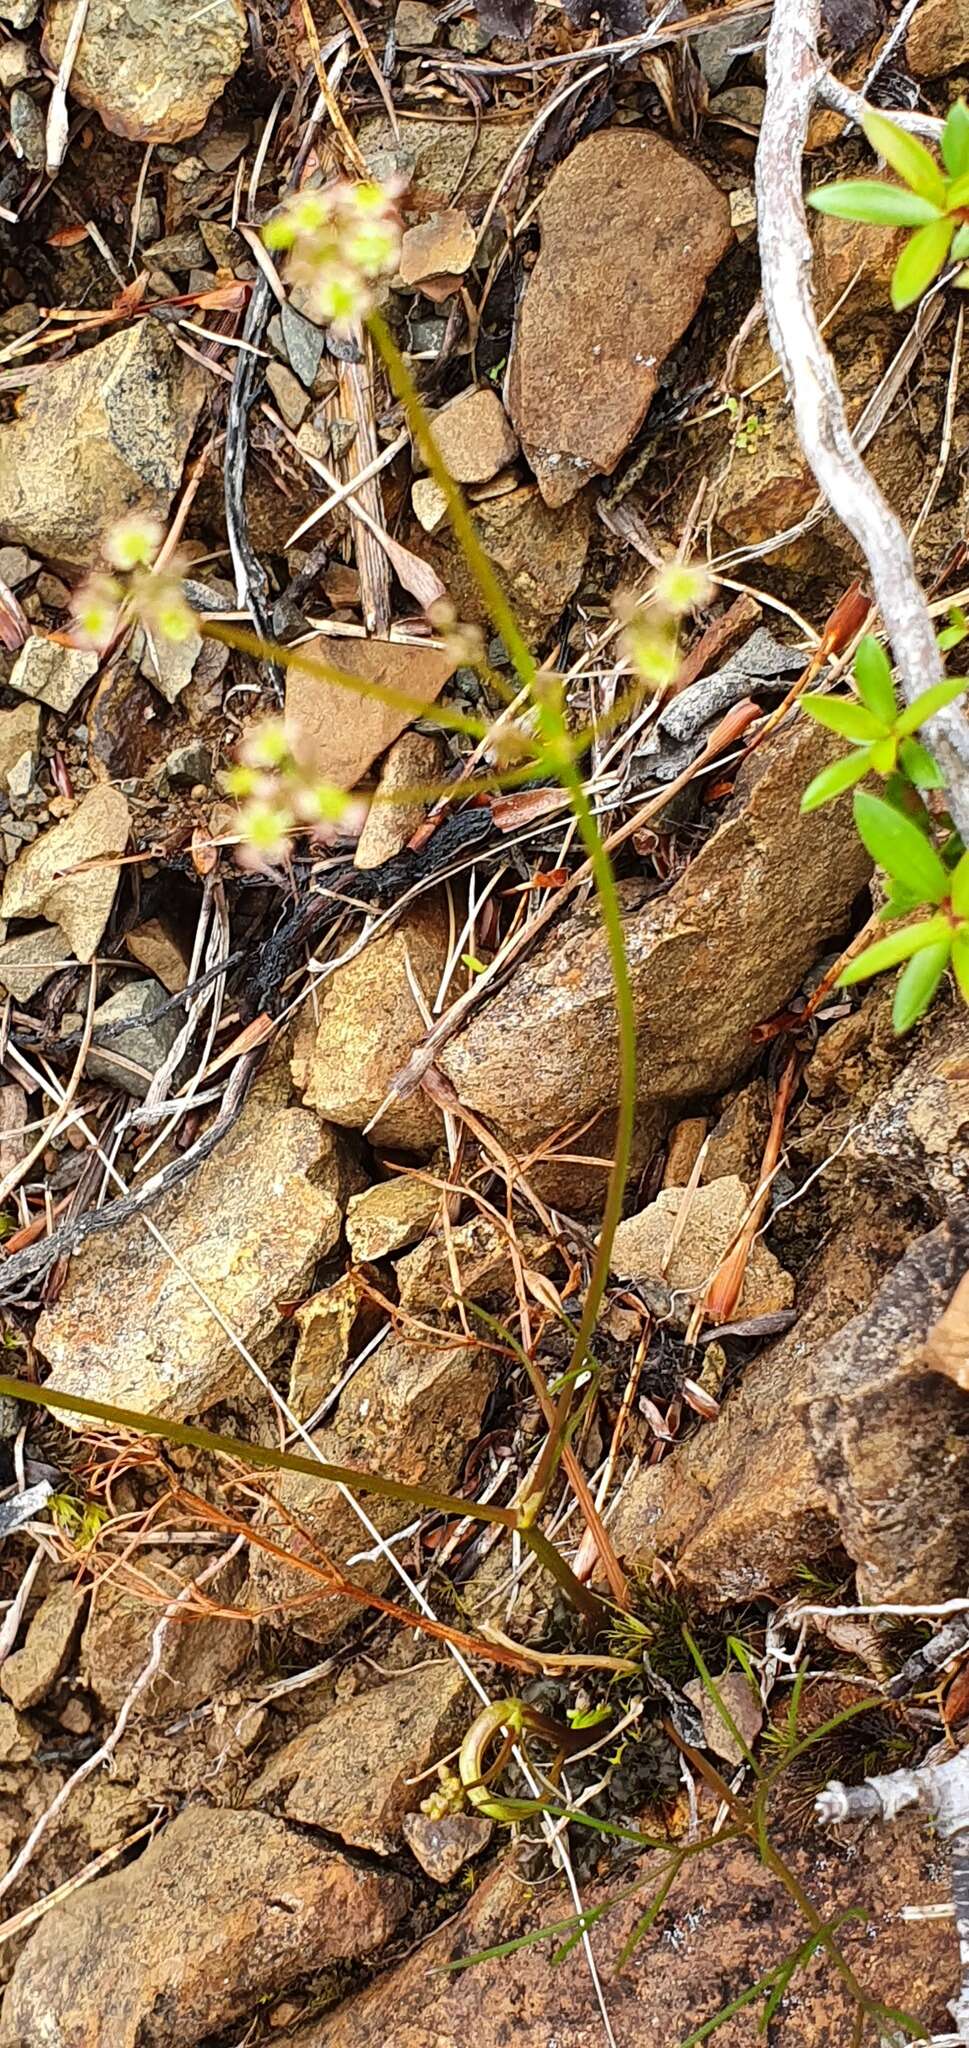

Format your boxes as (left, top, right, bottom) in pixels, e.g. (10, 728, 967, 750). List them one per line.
(755, 0, 969, 841)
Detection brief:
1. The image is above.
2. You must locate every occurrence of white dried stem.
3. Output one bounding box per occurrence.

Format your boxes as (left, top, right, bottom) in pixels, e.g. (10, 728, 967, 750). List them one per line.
(756, 0, 969, 842)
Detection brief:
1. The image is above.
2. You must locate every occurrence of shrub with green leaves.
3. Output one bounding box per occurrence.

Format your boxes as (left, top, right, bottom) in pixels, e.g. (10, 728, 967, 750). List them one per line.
(809, 101, 969, 308)
(799, 635, 968, 1030)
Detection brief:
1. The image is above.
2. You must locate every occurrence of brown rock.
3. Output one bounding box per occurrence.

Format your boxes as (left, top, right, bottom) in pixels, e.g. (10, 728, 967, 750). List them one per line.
(0, 1581, 86, 1711)
(411, 476, 449, 533)
(80, 1558, 247, 1718)
(393, 0, 437, 45)
(285, 635, 459, 792)
(1, 784, 130, 963)
(430, 482, 590, 645)
(662, 1116, 707, 1188)
(42, 0, 247, 144)
(907, 0, 969, 74)
(429, 386, 518, 483)
(35, 1073, 352, 1423)
(506, 131, 732, 506)
(610, 1177, 794, 1319)
(683, 1668, 762, 1766)
(354, 729, 442, 870)
(804, 1206, 969, 1605)
(248, 1663, 469, 1852)
(295, 896, 450, 1150)
(0, 321, 204, 568)
(0, 1702, 34, 1765)
(290, 1829, 953, 2048)
(396, 1213, 555, 1312)
(266, 360, 309, 429)
(703, 1079, 771, 1187)
(0, 1807, 409, 2048)
(88, 659, 163, 781)
(439, 721, 871, 1154)
(125, 918, 188, 993)
(288, 1276, 363, 1421)
(606, 1233, 888, 1602)
(399, 208, 476, 285)
(346, 1173, 440, 1261)
(402, 1809, 493, 1881)
(248, 1332, 496, 1643)
(849, 1006, 969, 1211)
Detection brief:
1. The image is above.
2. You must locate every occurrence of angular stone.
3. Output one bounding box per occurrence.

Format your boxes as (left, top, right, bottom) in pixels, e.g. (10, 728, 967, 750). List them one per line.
(346, 1173, 440, 1261)
(125, 919, 188, 992)
(1, 785, 130, 963)
(34, 1076, 352, 1423)
(0, 1581, 86, 1712)
(394, 0, 438, 45)
(42, 0, 248, 144)
(396, 1213, 555, 1312)
(354, 729, 442, 870)
(0, 322, 204, 568)
(288, 1276, 363, 1420)
(285, 635, 459, 792)
(402, 1810, 493, 1882)
(266, 360, 309, 429)
(429, 482, 590, 644)
(0, 702, 40, 795)
(0, 1809, 409, 2048)
(288, 1830, 954, 2048)
(399, 208, 476, 285)
(358, 114, 525, 213)
(0, 926, 71, 1003)
(411, 476, 449, 533)
(248, 1333, 496, 1643)
(84, 978, 181, 1098)
(139, 621, 202, 705)
(80, 1557, 247, 1717)
(849, 1006, 969, 1212)
(438, 722, 871, 1154)
(429, 386, 518, 484)
(610, 1176, 794, 1320)
(703, 1079, 771, 1187)
(907, 0, 969, 74)
(248, 1664, 469, 1852)
(507, 131, 732, 505)
(683, 1668, 762, 1766)
(804, 1208, 969, 1605)
(0, 1702, 34, 1765)
(295, 896, 450, 1151)
(8, 636, 97, 714)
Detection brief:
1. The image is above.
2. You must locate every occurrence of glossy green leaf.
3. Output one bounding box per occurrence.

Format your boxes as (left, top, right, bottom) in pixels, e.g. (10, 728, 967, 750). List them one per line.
(838, 914, 952, 983)
(806, 181, 942, 227)
(800, 748, 870, 812)
(952, 848, 969, 918)
(953, 224, 969, 261)
(895, 675, 969, 733)
(952, 927, 969, 1004)
(879, 884, 930, 920)
(852, 635, 896, 724)
(956, 266, 969, 291)
(863, 109, 948, 206)
(852, 790, 950, 901)
(944, 100, 969, 179)
(891, 216, 956, 309)
(892, 940, 951, 1033)
(800, 692, 883, 742)
(898, 737, 945, 787)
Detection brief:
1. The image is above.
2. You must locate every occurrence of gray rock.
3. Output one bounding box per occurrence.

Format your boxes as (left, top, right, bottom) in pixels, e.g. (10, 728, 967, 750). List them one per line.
(266, 360, 309, 429)
(402, 1811, 493, 1882)
(164, 740, 212, 787)
(281, 301, 325, 388)
(0, 0, 39, 29)
(9, 88, 44, 167)
(85, 978, 181, 1098)
(41, 0, 248, 146)
(0, 322, 204, 569)
(0, 702, 40, 795)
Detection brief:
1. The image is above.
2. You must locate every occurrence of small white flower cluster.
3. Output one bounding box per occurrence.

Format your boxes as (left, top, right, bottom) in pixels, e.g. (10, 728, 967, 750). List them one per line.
(263, 177, 403, 334)
(72, 517, 194, 652)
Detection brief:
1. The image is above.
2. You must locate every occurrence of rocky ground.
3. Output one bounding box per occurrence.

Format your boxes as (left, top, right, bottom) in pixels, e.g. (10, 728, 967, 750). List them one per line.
(0, 0, 966, 2044)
